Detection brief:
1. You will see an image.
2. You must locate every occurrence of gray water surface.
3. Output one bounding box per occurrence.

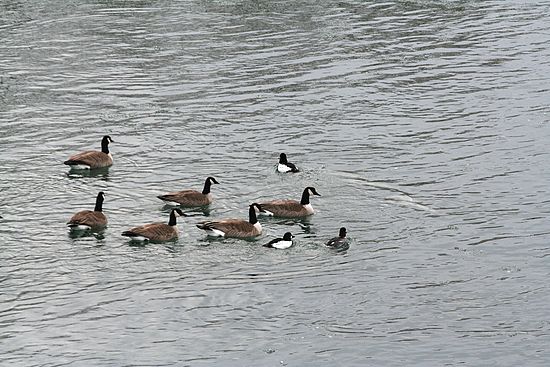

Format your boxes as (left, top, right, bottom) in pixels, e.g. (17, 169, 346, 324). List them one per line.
(1, 1, 550, 366)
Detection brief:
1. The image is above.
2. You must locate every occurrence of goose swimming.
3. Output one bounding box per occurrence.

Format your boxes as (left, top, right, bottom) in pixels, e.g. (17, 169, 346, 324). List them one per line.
(122, 208, 185, 242)
(64, 135, 113, 169)
(196, 203, 263, 238)
(157, 177, 219, 207)
(259, 186, 320, 218)
(67, 192, 107, 231)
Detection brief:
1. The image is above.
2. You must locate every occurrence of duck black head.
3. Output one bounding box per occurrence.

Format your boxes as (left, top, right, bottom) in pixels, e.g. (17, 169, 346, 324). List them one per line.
(282, 232, 294, 241)
(339, 227, 347, 238)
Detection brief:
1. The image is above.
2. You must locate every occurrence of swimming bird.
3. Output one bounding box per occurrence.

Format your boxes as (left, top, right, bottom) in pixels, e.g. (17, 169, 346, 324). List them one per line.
(325, 227, 348, 248)
(263, 232, 294, 249)
(259, 186, 321, 218)
(157, 176, 219, 207)
(67, 192, 107, 231)
(64, 135, 114, 169)
(122, 208, 186, 242)
(196, 203, 263, 238)
(277, 153, 299, 173)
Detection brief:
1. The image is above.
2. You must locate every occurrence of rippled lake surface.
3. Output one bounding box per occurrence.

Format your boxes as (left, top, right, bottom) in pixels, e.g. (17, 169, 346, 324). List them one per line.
(1, 1, 550, 365)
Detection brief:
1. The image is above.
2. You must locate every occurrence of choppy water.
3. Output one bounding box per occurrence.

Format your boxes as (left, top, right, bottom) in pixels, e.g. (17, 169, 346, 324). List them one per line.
(1, 1, 550, 365)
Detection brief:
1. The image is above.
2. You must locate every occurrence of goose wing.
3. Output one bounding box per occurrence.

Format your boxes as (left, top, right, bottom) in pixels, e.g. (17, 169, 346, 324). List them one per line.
(158, 190, 210, 206)
(64, 150, 112, 168)
(261, 199, 300, 207)
(68, 210, 107, 227)
(198, 219, 258, 237)
(123, 223, 177, 241)
(259, 200, 307, 217)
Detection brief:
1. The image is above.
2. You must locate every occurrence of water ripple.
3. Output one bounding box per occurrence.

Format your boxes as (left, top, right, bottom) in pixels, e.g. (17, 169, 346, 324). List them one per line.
(2, 0, 550, 365)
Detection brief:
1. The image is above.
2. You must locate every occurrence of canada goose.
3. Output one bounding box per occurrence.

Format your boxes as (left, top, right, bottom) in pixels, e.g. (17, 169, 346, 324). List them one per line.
(264, 232, 294, 249)
(157, 177, 219, 207)
(259, 186, 321, 218)
(122, 208, 186, 242)
(325, 227, 348, 248)
(67, 192, 107, 230)
(196, 203, 263, 238)
(64, 135, 113, 169)
(277, 153, 299, 173)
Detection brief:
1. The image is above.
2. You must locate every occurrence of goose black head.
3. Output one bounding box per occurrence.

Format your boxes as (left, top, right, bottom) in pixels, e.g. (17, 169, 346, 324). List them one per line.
(203, 177, 219, 194)
(173, 208, 186, 217)
(307, 187, 321, 196)
(248, 203, 263, 224)
(300, 187, 321, 205)
(95, 191, 105, 211)
(250, 203, 263, 211)
(101, 136, 113, 154)
(168, 208, 186, 226)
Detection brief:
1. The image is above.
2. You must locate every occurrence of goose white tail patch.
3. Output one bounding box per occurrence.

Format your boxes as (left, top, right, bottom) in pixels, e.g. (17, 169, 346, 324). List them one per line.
(162, 201, 180, 207)
(68, 164, 91, 170)
(68, 224, 91, 231)
(126, 235, 149, 242)
(205, 228, 226, 237)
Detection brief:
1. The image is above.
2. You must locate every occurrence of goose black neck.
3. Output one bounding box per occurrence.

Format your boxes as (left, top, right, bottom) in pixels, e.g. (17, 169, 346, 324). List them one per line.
(202, 178, 212, 195)
(101, 138, 110, 154)
(169, 210, 178, 226)
(94, 195, 104, 212)
(300, 188, 310, 205)
(248, 205, 258, 224)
